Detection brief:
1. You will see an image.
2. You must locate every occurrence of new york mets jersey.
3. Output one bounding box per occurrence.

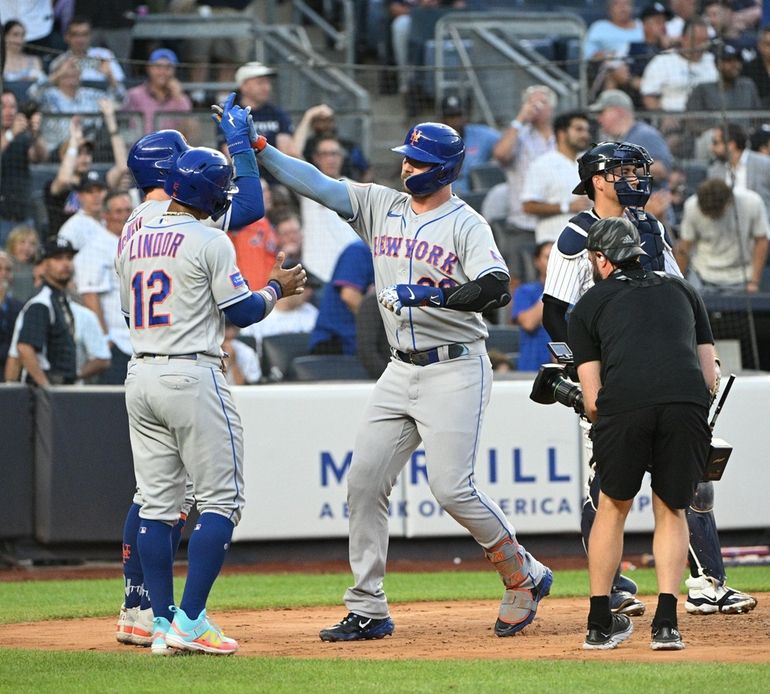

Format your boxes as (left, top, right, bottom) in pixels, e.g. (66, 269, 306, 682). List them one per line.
(115, 212, 250, 357)
(345, 183, 509, 351)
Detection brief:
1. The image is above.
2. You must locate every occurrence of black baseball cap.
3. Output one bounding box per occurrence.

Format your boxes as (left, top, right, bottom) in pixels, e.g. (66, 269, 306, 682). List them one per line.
(440, 94, 466, 117)
(717, 43, 743, 62)
(640, 2, 673, 20)
(75, 170, 107, 192)
(42, 237, 78, 259)
(586, 217, 647, 263)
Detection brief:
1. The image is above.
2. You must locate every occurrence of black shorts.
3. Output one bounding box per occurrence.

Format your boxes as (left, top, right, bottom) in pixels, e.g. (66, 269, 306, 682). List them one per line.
(592, 403, 711, 509)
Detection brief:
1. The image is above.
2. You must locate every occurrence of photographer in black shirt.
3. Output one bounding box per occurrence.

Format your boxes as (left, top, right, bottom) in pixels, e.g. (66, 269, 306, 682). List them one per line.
(568, 217, 716, 652)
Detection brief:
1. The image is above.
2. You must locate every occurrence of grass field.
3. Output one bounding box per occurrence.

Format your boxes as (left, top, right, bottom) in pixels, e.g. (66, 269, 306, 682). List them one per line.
(0, 566, 768, 693)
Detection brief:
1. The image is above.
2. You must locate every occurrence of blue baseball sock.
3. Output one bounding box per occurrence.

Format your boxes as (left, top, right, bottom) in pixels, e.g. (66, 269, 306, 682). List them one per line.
(139, 513, 187, 611)
(180, 513, 234, 620)
(122, 503, 144, 609)
(137, 519, 175, 623)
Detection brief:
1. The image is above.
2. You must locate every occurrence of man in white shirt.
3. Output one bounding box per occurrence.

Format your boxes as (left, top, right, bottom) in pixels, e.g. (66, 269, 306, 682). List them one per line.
(71, 190, 133, 384)
(640, 18, 718, 111)
(521, 111, 592, 244)
(57, 170, 107, 250)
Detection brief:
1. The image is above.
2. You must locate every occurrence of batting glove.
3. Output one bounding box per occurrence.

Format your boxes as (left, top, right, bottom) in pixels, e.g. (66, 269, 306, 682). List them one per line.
(377, 284, 444, 315)
(211, 93, 267, 153)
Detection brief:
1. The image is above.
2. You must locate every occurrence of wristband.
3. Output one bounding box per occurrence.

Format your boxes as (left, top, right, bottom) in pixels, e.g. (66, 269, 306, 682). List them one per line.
(251, 134, 268, 152)
(510, 119, 523, 130)
(267, 279, 283, 299)
(66, 146, 78, 157)
(560, 200, 569, 214)
(4, 129, 13, 143)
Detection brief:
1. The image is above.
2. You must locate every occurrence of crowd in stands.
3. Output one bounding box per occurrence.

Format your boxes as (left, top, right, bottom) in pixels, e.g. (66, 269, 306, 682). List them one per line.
(0, 0, 769, 385)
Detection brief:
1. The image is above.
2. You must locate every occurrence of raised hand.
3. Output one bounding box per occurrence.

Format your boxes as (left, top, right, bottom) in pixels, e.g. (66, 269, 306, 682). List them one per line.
(267, 251, 307, 297)
(212, 92, 267, 152)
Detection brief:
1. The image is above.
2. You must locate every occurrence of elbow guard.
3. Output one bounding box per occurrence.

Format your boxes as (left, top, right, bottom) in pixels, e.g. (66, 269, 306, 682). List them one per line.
(443, 272, 511, 312)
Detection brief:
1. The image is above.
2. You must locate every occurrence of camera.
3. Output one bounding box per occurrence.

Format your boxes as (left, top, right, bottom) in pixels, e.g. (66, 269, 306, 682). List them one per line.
(529, 342, 585, 415)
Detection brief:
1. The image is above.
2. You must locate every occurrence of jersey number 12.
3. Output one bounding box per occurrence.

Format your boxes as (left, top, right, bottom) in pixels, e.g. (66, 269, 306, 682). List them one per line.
(131, 270, 172, 328)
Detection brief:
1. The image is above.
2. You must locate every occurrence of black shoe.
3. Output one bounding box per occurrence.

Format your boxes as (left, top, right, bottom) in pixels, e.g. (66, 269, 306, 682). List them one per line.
(319, 612, 395, 642)
(651, 622, 685, 651)
(583, 613, 633, 650)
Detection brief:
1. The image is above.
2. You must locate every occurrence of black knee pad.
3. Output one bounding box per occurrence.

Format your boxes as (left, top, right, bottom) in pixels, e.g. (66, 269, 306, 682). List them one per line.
(689, 481, 714, 513)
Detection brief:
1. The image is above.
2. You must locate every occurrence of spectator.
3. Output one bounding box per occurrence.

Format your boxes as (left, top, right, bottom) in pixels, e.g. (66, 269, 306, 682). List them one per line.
(53, 16, 125, 93)
(665, 0, 699, 41)
(0, 1, 64, 63)
(14, 238, 79, 385)
(640, 18, 718, 111)
(584, 0, 643, 62)
(31, 56, 122, 151)
(355, 289, 390, 379)
(274, 211, 304, 267)
(44, 108, 128, 235)
(676, 178, 769, 292)
(2, 20, 44, 89)
(436, 93, 501, 197)
(57, 169, 107, 251)
(124, 48, 192, 135)
(623, 3, 675, 102)
(487, 348, 515, 373)
(293, 103, 372, 182)
(0, 250, 22, 379)
(222, 321, 261, 385)
(709, 122, 770, 214)
(308, 239, 375, 356)
(0, 90, 47, 243)
(74, 1, 136, 61)
(750, 124, 770, 154)
(493, 85, 557, 281)
(521, 111, 591, 244)
(71, 190, 132, 384)
(300, 135, 360, 283)
(234, 61, 297, 157)
(686, 43, 761, 122)
(5, 225, 39, 303)
(228, 178, 279, 291)
(702, 0, 756, 53)
(590, 89, 673, 179)
(511, 242, 553, 372)
(240, 289, 319, 349)
(740, 25, 770, 107)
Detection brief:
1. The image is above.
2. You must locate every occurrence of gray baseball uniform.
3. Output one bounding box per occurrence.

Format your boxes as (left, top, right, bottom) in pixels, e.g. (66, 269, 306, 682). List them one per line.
(343, 182, 547, 617)
(115, 211, 248, 524)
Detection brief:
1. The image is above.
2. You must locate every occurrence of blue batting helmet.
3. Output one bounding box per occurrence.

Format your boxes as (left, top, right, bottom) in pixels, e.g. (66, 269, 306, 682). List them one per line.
(128, 129, 189, 190)
(164, 147, 235, 221)
(391, 122, 465, 196)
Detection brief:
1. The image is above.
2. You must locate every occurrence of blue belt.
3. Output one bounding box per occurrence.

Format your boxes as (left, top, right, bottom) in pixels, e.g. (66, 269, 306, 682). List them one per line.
(392, 344, 469, 367)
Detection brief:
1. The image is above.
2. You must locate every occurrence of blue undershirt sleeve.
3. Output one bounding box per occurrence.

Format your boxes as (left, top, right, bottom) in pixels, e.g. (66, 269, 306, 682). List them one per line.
(229, 150, 265, 228)
(258, 145, 354, 218)
(223, 292, 267, 327)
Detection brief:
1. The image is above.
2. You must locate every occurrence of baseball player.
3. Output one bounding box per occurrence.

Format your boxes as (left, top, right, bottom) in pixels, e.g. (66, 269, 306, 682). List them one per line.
(240, 115, 553, 640)
(542, 141, 757, 618)
(116, 144, 306, 655)
(115, 97, 273, 649)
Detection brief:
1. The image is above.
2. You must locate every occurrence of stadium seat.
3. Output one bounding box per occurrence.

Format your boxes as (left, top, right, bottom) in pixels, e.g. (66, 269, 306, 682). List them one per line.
(485, 325, 521, 354)
(235, 334, 257, 351)
(260, 332, 311, 382)
(289, 355, 371, 382)
(469, 163, 506, 192)
(463, 191, 487, 213)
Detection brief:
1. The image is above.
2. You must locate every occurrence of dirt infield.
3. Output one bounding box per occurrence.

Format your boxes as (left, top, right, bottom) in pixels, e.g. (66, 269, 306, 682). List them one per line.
(0, 596, 768, 662)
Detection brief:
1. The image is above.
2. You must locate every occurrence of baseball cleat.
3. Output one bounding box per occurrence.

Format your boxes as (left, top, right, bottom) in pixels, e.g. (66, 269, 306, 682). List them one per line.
(650, 622, 685, 651)
(128, 607, 154, 646)
(319, 612, 395, 642)
(613, 574, 638, 595)
(583, 613, 633, 650)
(610, 590, 646, 616)
(494, 567, 553, 637)
(685, 576, 758, 614)
(165, 607, 238, 655)
(150, 616, 173, 656)
(115, 605, 137, 644)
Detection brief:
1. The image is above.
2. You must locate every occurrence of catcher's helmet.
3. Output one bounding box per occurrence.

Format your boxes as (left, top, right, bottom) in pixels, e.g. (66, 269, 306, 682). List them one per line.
(586, 217, 647, 263)
(573, 141, 653, 207)
(164, 147, 235, 221)
(128, 129, 190, 190)
(391, 122, 465, 196)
